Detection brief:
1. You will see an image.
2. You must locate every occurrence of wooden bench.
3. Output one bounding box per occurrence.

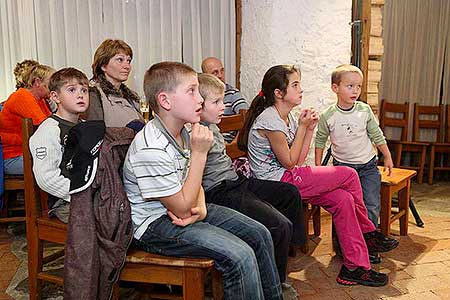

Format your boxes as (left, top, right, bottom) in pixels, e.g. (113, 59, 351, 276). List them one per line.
(22, 118, 223, 300)
(379, 167, 417, 236)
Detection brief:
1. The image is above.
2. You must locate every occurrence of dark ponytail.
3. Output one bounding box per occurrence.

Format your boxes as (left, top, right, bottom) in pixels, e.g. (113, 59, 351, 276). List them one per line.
(238, 64, 300, 151)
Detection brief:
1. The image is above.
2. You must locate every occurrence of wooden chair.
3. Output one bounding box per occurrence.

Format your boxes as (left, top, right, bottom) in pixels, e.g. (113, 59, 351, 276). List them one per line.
(0, 175, 25, 223)
(21, 118, 223, 300)
(428, 104, 450, 184)
(379, 100, 428, 183)
(0, 140, 26, 223)
(218, 111, 320, 254)
(217, 110, 248, 159)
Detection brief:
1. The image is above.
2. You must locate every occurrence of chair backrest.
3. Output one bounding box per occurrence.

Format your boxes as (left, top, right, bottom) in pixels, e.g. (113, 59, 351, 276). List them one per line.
(22, 118, 48, 219)
(217, 109, 247, 133)
(413, 103, 444, 142)
(217, 110, 247, 159)
(379, 100, 410, 141)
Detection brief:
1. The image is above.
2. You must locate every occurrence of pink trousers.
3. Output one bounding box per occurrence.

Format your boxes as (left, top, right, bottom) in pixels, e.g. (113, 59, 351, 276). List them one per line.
(281, 165, 375, 270)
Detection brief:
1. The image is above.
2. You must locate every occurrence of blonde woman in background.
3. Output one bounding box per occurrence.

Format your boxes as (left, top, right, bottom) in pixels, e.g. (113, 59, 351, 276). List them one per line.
(13, 60, 57, 112)
(0, 62, 54, 175)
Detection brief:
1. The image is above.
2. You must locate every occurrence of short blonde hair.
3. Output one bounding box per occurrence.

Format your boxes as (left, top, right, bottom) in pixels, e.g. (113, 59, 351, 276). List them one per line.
(198, 73, 225, 102)
(143, 62, 197, 113)
(331, 64, 363, 85)
(92, 39, 133, 80)
(22, 64, 54, 88)
(14, 59, 39, 89)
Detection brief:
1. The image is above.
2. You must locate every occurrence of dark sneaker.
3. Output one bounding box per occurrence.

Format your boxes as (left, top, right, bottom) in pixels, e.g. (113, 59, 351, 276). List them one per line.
(369, 253, 381, 264)
(336, 265, 388, 287)
(364, 230, 399, 253)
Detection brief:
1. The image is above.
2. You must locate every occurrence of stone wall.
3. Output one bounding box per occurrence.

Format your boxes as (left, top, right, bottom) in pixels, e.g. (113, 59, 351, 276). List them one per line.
(240, 0, 352, 164)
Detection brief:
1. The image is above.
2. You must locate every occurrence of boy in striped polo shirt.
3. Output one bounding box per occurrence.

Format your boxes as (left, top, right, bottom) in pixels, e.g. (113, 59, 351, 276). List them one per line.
(122, 62, 282, 300)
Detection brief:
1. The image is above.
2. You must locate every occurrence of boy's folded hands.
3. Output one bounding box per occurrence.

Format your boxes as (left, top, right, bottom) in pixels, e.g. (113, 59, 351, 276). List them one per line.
(168, 207, 202, 227)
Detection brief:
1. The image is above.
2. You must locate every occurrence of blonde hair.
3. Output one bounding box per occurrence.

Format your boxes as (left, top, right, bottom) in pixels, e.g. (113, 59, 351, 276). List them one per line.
(92, 39, 133, 80)
(22, 64, 54, 88)
(331, 64, 363, 85)
(198, 73, 225, 102)
(143, 62, 197, 114)
(14, 59, 39, 89)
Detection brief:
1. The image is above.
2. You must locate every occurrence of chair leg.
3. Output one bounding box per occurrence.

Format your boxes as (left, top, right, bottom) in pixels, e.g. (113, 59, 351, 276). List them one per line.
(417, 146, 427, 184)
(394, 144, 403, 167)
(25, 200, 44, 299)
(312, 206, 321, 236)
(26, 236, 43, 300)
(429, 145, 435, 184)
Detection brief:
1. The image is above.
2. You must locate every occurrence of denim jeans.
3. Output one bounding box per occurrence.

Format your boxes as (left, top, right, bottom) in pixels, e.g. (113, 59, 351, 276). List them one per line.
(333, 156, 381, 227)
(205, 176, 305, 283)
(135, 203, 282, 300)
(4, 156, 24, 175)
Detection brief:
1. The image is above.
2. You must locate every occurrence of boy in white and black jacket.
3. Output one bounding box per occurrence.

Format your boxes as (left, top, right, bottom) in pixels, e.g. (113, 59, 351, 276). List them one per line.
(29, 67, 90, 223)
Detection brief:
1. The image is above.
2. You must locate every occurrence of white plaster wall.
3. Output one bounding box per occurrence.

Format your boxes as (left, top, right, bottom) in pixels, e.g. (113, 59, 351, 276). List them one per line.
(240, 0, 352, 165)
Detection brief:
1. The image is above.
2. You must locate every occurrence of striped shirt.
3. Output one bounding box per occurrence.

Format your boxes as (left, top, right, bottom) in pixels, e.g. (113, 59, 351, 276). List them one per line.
(222, 84, 249, 143)
(123, 116, 191, 239)
(224, 83, 249, 116)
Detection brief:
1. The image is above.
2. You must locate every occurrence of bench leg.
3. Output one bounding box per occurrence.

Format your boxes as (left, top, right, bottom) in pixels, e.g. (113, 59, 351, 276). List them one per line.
(398, 182, 411, 236)
(183, 268, 205, 300)
(380, 186, 393, 236)
(212, 270, 224, 300)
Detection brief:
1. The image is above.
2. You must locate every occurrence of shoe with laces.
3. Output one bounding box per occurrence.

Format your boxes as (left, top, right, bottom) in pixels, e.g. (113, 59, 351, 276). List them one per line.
(336, 265, 388, 287)
(364, 230, 399, 253)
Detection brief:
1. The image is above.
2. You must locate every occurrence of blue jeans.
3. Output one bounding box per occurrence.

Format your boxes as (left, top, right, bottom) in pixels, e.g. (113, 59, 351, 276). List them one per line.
(333, 156, 381, 227)
(135, 203, 282, 300)
(205, 176, 305, 283)
(4, 156, 24, 175)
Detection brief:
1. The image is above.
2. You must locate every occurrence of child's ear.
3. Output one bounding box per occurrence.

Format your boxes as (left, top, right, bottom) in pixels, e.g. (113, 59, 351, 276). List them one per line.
(49, 91, 60, 104)
(331, 83, 339, 93)
(157, 92, 171, 111)
(274, 89, 284, 99)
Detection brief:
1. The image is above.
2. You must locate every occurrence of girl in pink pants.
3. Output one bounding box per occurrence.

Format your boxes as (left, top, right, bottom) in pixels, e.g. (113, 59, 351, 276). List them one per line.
(238, 65, 398, 287)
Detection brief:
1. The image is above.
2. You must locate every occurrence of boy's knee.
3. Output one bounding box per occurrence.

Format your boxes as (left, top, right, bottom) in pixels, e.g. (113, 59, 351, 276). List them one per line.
(224, 243, 258, 272)
(280, 217, 293, 236)
(254, 222, 272, 241)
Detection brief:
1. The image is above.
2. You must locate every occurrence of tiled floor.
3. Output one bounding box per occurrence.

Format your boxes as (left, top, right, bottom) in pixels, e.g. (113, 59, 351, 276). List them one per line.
(1, 181, 449, 299)
(286, 181, 450, 300)
(0, 227, 18, 300)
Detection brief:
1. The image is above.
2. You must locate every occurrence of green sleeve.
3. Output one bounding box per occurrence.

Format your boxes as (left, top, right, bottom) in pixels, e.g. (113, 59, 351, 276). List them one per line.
(366, 106, 386, 145)
(315, 112, 330, 149)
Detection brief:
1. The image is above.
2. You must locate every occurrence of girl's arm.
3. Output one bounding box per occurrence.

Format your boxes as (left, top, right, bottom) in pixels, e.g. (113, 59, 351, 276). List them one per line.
(264, 123, 308, 169)
(299, 111, 319, 165)
(298, 128, 314, 165)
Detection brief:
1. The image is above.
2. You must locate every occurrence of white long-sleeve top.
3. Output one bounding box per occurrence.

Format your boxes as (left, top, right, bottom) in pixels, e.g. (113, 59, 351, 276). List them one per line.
(29, 115, 77, 202)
